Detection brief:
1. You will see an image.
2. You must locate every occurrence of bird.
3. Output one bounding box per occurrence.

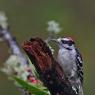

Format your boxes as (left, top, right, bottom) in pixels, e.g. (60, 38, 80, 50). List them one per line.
(52, 37, 83, 95)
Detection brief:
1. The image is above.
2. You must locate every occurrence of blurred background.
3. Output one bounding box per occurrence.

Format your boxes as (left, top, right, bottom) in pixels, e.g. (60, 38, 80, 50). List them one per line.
(0, 0, 94, 95)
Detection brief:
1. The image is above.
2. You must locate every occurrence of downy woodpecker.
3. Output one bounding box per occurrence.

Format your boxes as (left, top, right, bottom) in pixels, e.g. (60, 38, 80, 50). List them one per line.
(52, 37, 83, 95)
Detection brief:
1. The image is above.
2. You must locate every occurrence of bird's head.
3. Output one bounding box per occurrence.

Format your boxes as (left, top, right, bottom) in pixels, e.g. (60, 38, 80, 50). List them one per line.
(52, 37, 75, 50)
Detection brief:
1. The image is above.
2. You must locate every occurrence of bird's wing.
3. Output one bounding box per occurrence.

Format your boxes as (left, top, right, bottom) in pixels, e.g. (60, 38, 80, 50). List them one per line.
(75, 48, 83, 84)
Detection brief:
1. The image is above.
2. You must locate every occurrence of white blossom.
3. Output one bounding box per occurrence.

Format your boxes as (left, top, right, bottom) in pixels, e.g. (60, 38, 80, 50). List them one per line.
(47, 20, 62, 34)
(0, 11, 8, 29)
(1, 54, 30, 81)
(20, 71, 29, 81)
(1, 55, 19, 75)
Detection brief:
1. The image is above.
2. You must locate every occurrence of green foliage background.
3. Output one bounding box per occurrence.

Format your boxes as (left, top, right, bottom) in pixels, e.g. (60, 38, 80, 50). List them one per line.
(0, 0, 95, 95)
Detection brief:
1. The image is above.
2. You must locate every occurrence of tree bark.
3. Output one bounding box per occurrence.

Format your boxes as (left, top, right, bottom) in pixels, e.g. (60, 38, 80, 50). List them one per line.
(22, 37, 76, 95)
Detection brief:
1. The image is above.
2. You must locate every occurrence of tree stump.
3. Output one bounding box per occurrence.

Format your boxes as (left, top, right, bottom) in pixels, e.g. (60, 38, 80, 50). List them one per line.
(22, 37, 76, 95)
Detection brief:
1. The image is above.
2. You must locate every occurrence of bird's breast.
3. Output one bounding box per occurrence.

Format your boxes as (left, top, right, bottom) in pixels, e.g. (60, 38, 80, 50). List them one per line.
(57, 49, 77, 75)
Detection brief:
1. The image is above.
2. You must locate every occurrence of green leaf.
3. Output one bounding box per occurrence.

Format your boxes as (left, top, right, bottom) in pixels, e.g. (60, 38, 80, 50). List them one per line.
(28, 57, 39, 78)
(14, 77, 50, 95)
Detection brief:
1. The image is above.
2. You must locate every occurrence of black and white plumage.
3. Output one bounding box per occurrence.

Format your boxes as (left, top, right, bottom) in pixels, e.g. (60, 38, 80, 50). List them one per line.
(53, 37, 83, 95)
(75, 48, 83, 84)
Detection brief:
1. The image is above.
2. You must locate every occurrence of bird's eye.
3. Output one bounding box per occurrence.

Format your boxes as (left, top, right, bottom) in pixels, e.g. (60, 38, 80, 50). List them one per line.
(61, 40, 67, 44)
(68, 41, 73, 46)
(61, 40, 74, 46)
